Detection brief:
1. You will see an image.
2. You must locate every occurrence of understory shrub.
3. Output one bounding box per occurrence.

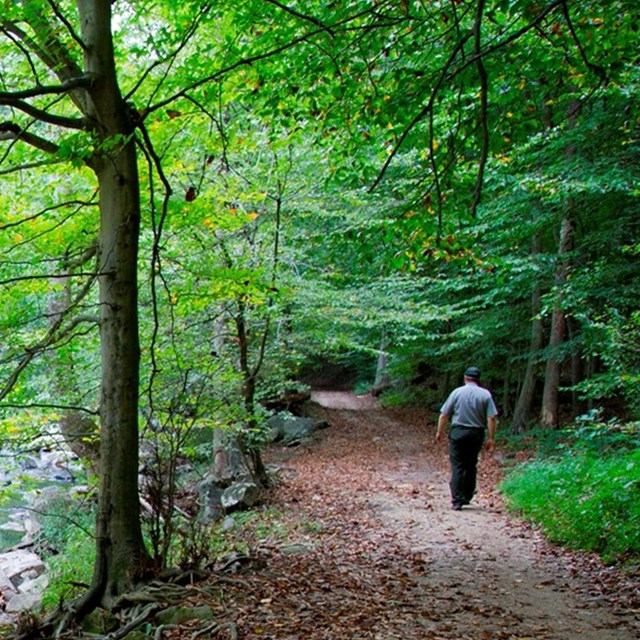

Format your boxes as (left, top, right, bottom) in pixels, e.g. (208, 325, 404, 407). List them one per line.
(501, 448, 640, 563)
(36, 497, 96, 611)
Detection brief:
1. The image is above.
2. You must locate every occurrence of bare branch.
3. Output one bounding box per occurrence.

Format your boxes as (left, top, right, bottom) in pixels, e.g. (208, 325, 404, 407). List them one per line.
(136, 122, 174, 410)
(145, 6, 386, 116)
(0, 197, 98, 231)
(0, 158, 62, 176)
(369, 33, 471, 192)
(2, 19, 85, 87)
(0, 402, 97, 416)
(0, 26, 41, 80)
(66, 242, 98, 270)
(125, 2, 214, 102)
(0, 271, 98, 287)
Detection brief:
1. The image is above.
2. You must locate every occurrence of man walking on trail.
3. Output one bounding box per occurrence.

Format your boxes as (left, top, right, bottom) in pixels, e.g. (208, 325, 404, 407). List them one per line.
(436, 366, 498, 511)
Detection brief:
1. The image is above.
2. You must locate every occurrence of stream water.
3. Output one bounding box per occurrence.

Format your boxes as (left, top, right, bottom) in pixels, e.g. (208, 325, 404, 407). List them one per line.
(0, 448, 81, 552)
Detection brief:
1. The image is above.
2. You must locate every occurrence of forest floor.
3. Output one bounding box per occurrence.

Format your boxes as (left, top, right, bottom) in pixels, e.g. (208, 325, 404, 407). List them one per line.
(197, 392, 640, 639)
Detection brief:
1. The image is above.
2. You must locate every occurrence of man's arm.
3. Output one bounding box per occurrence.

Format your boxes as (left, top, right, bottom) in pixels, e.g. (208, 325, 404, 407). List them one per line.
(436, 413, 449, 443)
(485, 415, 497, 452)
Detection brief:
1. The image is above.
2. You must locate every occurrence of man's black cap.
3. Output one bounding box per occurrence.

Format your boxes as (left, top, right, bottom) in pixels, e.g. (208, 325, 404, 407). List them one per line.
(464, 366, 481, 379)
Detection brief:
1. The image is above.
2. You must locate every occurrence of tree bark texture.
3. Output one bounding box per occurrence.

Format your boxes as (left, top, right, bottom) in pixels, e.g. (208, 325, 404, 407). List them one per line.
(77, 0, 150, 606)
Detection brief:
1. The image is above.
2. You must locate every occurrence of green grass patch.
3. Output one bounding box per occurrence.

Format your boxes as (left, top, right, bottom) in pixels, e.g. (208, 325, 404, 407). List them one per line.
(501, 448, 640, 563)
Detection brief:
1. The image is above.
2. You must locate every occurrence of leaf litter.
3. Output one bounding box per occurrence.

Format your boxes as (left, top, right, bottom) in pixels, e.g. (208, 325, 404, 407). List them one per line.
(182, 393, 639, 639)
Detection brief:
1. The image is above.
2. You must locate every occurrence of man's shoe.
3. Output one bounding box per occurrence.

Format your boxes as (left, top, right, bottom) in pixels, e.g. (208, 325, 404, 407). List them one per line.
(452, 503, 463, 511)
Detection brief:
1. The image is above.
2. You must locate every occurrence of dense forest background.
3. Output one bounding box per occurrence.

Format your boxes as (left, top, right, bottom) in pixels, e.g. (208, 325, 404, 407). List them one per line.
(0, 0, 638, 628)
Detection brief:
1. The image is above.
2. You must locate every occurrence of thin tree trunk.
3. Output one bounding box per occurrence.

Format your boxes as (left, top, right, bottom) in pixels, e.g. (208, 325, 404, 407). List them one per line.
(540, 215, 574, 428)
(540, 97, 579, 429)
(512, 236, 544, 433)
(567, 315, 584, 415)
(501, 361, 511, 419)
(236, 303, 269, 486)
(373, 331, 391, 396)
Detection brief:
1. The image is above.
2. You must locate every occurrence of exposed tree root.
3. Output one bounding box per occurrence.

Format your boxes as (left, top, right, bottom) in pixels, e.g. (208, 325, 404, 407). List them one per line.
(102, 603, 163, 640)
(15, 572, 247, 640)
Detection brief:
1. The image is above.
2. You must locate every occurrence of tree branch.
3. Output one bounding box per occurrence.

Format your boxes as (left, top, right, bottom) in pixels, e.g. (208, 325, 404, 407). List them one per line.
(46, 0, 88, 52)
(0, 121, 60, 154)
(561, 0, 607, 83)
(369, 33, 471, 191)
(0, 97, 85, 129)
(0, 158, 62, 176)
(0, 197, 98, 231)
(263, 0, 334, 36)
(0, 75, 94, 101)
(0, 271, 98, 287)
(369, 0, 565, 190)
(470, 0, 489, 217)
(125, 2, 214, 102)
(0, 273, 98, 402)
(144, 3, 388, 117)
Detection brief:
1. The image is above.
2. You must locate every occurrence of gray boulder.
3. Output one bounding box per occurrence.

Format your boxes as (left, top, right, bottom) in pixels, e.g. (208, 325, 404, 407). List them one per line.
(0, 549, 48, 616)
(221, 482, 260, 512)
(0, 550, 45, 588)
(198, 478, 261, 521)
(197, 477, 225, 522)
(266, 415, 329, 446)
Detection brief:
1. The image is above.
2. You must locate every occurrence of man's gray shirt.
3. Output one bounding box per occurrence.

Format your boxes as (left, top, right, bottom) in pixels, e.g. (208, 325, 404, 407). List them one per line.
(440, 382, 498, 429)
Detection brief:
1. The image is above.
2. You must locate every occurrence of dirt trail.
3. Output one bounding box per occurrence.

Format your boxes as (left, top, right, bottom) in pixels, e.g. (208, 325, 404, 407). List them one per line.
(225, 392, 639, 639)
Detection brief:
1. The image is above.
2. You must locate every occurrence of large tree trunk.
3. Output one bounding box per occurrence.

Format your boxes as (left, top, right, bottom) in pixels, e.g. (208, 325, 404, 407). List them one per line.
(92, 145, 150, 603)
(77, 0, 150, 609)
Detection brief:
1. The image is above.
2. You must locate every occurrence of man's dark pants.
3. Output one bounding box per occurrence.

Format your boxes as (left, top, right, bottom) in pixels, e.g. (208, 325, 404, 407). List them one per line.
(449, 425, 485, 506)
